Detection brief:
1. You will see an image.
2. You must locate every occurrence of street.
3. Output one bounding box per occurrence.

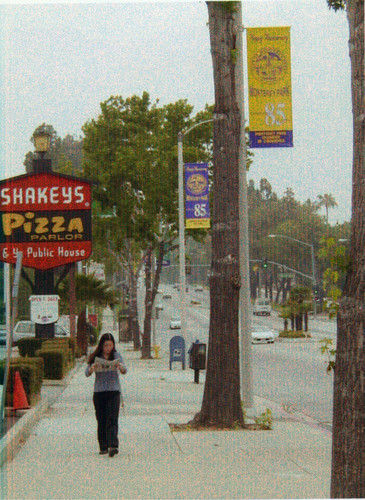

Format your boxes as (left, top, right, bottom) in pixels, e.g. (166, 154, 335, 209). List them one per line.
(139, 283, 335, 430)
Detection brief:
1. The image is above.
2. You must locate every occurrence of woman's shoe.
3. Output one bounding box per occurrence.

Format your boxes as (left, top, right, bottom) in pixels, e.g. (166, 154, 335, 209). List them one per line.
(108, 447, 119, 457)
(99, 449, 108, 455)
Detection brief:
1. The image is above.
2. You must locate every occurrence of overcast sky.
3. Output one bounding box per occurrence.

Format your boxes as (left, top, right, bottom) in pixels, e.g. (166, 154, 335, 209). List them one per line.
(0, 0, 352, 224)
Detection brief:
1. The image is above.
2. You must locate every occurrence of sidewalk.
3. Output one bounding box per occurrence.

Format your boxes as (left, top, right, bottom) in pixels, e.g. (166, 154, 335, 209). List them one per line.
(0, 317, 332, 499)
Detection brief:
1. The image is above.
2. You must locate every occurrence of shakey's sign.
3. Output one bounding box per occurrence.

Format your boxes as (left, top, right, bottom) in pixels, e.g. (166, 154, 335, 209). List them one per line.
(0, 172, 92, 270)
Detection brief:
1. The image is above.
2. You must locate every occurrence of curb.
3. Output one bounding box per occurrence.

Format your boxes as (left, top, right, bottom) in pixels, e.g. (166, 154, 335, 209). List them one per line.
(0, 358, 84, 467)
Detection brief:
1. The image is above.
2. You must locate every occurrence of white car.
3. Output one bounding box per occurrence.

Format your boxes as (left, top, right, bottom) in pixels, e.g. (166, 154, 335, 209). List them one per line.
(251, 329, 275, 344)
(169, 317, 181, 329)
(253, 299, 272, 316)
(13, 320, 70, 344)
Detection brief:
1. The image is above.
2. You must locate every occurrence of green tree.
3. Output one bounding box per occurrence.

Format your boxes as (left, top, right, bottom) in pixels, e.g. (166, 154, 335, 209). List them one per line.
(284, 285, 312, 332)
(317, 193, 338, 222)
(318, 237, 349, 317)
(82, 93, 211, 356)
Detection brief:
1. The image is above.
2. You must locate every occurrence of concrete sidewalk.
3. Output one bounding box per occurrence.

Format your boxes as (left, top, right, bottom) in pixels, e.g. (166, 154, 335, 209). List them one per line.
(0, 336, 332, 499)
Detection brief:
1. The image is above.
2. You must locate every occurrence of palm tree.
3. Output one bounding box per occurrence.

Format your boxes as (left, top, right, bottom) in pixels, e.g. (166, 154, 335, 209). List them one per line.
(317, 193, 338, 222)
(59, 273, 118, 354)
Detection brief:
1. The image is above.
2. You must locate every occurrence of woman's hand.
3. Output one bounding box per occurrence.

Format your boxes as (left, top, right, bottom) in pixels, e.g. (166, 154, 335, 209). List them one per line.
(118, 364, 127, 375)
(89, 363, 97, 374)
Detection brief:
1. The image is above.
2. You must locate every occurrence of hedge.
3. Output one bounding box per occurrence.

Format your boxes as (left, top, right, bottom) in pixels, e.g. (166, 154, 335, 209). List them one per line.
(0, 357, 44, 407)
(17, 338, 43, 357)
(36, 350, 65, 380)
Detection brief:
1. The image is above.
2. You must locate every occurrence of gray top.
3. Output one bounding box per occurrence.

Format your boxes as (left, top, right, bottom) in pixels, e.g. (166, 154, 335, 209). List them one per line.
(85, 351, 126, 393)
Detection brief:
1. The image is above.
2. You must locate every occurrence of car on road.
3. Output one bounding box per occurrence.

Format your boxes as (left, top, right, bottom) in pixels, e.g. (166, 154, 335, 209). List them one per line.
(163, 293, 172, 299)
(155, 303, 163, 311)
(253, 299, 271, 316)
(169, 317, 181, 329)
(13, 320, 70, 344)
(251, 329, 275, 344)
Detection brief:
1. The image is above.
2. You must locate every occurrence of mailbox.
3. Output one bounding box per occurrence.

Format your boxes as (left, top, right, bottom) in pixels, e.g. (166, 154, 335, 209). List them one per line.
(169, 335, 185, 370)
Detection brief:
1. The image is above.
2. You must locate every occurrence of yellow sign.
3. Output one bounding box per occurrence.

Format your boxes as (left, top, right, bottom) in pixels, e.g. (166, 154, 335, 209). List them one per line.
(186, 219, 210, 229)
(246, 27, 293, 148)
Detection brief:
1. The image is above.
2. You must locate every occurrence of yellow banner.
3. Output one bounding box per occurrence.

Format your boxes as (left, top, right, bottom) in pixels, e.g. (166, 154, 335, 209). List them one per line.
(186, 219, 210, 229)
(246, 27, 293, 148)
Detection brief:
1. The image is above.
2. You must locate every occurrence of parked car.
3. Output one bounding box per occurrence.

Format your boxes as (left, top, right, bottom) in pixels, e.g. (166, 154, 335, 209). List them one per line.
(251, 329, 275, 344)
(13, 320, 70, 344)
(0, 325, 7, 345)
(169, 317, 181, 330)
(253, 299, 271, 316)
(163, 294, 172, 299)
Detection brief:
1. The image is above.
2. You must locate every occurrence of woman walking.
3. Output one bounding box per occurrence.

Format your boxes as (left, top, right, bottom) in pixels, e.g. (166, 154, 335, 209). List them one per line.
(85, 333, 127, 457)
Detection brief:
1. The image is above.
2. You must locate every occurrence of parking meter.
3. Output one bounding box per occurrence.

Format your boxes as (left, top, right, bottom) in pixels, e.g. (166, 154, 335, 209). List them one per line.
(188, 340, 206, 383)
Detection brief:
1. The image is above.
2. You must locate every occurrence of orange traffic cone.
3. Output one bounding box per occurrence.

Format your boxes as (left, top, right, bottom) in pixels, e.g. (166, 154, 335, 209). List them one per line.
(12, 371, 30, 411)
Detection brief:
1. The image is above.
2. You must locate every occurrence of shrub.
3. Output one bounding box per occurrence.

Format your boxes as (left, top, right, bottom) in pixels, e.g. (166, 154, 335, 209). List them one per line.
(3, 360, 43, 407)
(279, 330, 310, 338)
(41, 340, 71, 370)
(36, 350, 65, 380)
(17, 338, 43, 357)
(10, 357, 44, 402)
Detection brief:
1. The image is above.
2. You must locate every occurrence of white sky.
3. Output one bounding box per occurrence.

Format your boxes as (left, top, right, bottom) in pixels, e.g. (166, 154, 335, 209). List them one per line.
(0, 0, 352, 224)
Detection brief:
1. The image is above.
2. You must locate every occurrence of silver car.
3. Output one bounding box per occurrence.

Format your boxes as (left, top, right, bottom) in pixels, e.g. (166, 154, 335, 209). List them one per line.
(13, 321, 70, 344)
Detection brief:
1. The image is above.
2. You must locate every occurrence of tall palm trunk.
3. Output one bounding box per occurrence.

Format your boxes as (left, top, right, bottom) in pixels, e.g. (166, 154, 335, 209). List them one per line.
(331, 0, 364, 496)
(192, 2, 244, 427)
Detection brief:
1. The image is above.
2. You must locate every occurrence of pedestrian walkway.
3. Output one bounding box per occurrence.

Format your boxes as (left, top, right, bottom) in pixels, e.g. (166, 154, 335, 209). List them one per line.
(0, 313, 332, 499)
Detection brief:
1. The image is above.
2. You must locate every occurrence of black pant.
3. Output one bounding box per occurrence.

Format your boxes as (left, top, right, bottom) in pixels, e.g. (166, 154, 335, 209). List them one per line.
(93, 391, 120, 451)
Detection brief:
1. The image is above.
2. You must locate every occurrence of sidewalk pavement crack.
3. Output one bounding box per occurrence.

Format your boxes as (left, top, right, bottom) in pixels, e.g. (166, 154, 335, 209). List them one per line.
(290, 458, 311, 475)
(168, 427, 184, 455)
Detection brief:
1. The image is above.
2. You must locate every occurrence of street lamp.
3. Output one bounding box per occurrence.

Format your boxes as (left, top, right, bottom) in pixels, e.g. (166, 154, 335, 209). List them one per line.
(33, 130, 51, 156)
(269, 234, 317, 315)
(32, 131, 55, 337)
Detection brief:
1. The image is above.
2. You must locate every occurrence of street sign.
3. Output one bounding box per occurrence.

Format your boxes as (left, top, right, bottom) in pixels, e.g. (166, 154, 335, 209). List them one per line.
(0, 172, 92, 269)
(30, 294, 60, 324)
(278, 272, 295, 279)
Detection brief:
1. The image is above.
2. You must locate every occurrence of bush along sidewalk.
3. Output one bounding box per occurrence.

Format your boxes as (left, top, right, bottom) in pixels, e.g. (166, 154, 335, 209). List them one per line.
(1, 336, 81, 409)
(279, 330, 311, 339)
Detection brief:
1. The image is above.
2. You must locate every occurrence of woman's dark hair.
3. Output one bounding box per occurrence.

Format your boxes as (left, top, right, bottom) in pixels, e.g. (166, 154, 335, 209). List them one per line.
(88, 333, 116, 364)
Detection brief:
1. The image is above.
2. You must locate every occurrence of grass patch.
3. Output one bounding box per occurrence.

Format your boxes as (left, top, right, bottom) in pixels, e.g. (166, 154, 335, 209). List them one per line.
(279, 330, 311, 338)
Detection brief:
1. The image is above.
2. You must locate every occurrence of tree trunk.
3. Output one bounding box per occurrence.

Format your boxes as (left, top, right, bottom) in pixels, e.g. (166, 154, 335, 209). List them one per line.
(141, 247, 153, 359)
(129, 270, 141, 350)
(331, 0, 364, 497)
(76, 308, 88, 356)
(192, 2, 244, 428)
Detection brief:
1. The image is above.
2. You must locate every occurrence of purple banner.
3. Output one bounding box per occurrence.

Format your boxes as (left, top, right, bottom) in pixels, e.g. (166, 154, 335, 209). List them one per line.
(184, 163, 210, 229)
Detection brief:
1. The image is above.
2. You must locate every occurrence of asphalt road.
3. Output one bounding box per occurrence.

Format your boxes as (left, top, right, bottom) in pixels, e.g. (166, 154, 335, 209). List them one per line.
(139, 283, 335, 430)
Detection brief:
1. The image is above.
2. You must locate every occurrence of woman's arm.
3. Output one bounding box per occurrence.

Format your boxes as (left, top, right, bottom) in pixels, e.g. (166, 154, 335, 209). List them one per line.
(115, 352, 127, 374)
(85, 363, 96, 377)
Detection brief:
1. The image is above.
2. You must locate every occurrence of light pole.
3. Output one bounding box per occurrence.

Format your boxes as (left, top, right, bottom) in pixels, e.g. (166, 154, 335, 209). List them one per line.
(269, 234, 317, 315)
(32, 130, 56, 338)
(177, 119, 214, 345)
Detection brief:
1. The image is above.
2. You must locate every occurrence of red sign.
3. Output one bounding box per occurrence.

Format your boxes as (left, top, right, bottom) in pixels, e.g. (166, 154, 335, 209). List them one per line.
(0, 172, 92, 269)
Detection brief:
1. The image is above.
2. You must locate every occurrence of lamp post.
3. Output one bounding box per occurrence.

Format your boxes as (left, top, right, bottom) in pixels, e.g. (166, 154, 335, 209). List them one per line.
(32, 130, 56, 338)
(269, 234, 317, 315)
(177, 119, 213, 344)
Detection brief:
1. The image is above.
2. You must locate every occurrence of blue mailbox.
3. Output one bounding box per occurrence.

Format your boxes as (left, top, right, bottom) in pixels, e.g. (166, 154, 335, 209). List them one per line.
(169, 335, 186, 370)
